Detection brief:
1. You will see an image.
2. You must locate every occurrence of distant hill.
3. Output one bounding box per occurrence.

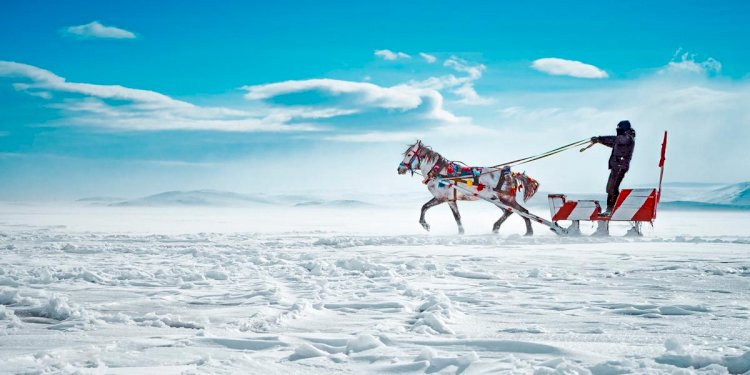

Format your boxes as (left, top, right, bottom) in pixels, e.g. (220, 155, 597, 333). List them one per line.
(267, 194, 322, 204)
(76, 196, 126, 203)
(79, 190, 377, 208)
(705, 182, 750, 206)
(111, 190, 270, 207)
(659, 201, 750, 211)
(658, 182, 750, 210)
(294, 199, 374, 208)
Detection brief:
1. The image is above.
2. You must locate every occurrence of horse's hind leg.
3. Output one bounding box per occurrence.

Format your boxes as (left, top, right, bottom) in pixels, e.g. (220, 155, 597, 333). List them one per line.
(447, 201, 464, 235)
(513, 202, 534, 236)
(419, 198, 442, 232)
(493, 209, 512, 234)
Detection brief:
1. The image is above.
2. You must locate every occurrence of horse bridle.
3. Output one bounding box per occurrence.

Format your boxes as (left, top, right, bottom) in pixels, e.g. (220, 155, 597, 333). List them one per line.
(400, 144, 424, 176)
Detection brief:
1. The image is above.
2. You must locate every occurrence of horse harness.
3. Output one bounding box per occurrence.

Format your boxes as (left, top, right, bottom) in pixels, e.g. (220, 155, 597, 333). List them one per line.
(402, 146, 524, 199)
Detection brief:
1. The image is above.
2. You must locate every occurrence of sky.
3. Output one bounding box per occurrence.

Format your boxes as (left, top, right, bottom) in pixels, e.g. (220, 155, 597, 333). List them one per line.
(1, 0, 749, 200)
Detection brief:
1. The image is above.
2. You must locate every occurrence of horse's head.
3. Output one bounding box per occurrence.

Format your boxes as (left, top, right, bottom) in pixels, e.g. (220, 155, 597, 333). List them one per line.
(398, 140, 423, 175)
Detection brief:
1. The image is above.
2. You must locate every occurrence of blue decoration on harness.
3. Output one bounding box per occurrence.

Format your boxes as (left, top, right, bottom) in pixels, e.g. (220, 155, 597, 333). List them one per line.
(501, 166, 511, 177)
(471, 167, 482, 185)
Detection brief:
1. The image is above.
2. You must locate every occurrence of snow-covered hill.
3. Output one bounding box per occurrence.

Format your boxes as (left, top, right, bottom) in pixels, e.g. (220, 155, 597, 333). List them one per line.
(295, 199, 374, 208)
(706, 182, 750, 206)
(76, 196, 125, 203)
(112, 190, 271, 207)
(90, 190, 377, 208)
(659, 182, 750, 209)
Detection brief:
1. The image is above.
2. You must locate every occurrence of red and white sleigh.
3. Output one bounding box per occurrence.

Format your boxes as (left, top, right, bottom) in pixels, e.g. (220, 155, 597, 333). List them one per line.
(547, 131, 668, 236)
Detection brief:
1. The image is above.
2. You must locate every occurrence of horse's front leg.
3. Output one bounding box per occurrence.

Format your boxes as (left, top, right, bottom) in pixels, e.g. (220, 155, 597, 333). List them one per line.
(447, 201, 464, 235)
(419, 197, 442, 232)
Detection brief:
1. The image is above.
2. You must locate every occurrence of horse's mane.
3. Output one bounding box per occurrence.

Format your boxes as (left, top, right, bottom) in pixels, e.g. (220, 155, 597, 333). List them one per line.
(404, 141, 445, 164)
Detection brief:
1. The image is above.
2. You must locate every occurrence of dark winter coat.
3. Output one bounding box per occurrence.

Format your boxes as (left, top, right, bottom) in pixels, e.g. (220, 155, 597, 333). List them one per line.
(596, 128, 636, 171)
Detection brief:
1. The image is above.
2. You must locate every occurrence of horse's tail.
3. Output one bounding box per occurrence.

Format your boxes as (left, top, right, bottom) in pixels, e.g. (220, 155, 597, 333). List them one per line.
(513, 172, 540, 202)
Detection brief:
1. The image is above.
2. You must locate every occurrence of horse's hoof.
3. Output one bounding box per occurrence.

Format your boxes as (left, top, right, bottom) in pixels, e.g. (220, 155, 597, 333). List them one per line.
(421, 222, 430, 231)
(458, 227, 465, 235)
(524, 232, 533, 237)
(492, 228, 499, 234)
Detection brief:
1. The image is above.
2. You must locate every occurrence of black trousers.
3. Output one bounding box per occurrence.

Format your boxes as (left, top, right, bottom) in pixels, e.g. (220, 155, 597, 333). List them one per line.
(606, 168, 627, 210)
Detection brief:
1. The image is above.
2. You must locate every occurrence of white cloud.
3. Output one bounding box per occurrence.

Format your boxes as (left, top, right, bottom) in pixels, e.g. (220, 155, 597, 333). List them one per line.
(659, 51, 722, 76)
(531, 58, 608, 79)
(0, 61, 316, 132)
(403, 57, 489, 106)
(325, 131, 421, 143)
(451, 84, 494, 105)
(2, 56, 497, 135)
(244, 78, 462, 123)
(1, 61, 181, 105)
(374, 49, 411, 60)
(0, 53, 492, 140)
(419, 52, 437, 63)
(441, 57, 493, 105)
(63, 21, 137, 39)
(0, 131, 7, 137)
(27, 91, 52, 99)
(444, 57, 484, 80)
(245, 79, 422, 110)
(241, 55, 494, 131)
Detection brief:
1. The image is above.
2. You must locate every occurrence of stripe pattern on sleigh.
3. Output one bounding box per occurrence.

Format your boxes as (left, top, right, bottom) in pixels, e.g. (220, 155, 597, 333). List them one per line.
(548, 188, 658, 222)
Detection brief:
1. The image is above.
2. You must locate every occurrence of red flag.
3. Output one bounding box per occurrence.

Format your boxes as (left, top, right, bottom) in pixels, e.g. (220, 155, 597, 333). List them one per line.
(658, 131, 667, 167)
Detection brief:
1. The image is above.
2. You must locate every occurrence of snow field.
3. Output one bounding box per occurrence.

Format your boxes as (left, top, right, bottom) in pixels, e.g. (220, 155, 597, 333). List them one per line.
(0, 205, 749, 373)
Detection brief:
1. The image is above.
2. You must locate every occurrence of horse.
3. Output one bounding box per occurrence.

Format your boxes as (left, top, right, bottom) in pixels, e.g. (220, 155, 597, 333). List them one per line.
(397, 140, 540, 235)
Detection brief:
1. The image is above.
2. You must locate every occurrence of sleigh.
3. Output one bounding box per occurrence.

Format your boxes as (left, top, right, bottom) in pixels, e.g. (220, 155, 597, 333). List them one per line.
(547, 188, 658, 236)
(547, 131, 667, 236)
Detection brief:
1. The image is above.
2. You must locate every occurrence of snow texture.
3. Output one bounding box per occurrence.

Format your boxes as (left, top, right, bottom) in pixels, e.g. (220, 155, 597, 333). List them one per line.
(0, 202, 749, 374)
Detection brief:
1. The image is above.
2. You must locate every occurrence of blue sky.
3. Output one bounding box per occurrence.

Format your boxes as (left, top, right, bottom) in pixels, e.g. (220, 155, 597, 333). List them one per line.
(1, 1, 749, 199)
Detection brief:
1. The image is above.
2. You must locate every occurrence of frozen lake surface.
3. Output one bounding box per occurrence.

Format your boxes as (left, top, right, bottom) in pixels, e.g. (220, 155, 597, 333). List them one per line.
(1, 202, 749, 374)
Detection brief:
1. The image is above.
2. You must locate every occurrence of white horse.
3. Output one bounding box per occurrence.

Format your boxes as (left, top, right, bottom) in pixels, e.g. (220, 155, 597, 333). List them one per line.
(397, 140, 540, 235)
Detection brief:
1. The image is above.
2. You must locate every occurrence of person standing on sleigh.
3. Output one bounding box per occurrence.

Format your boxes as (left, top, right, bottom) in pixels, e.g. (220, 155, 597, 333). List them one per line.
(591, 120, 636, 216)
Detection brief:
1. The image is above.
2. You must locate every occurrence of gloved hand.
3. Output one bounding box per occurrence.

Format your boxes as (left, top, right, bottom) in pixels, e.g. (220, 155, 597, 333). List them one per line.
(590, 137, 599, 143)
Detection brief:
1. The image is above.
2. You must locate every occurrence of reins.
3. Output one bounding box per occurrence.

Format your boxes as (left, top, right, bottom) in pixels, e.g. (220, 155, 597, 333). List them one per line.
(471, 138, 592, 178)
(402, 137, 594, 181)
(488, 138, 591, 169)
